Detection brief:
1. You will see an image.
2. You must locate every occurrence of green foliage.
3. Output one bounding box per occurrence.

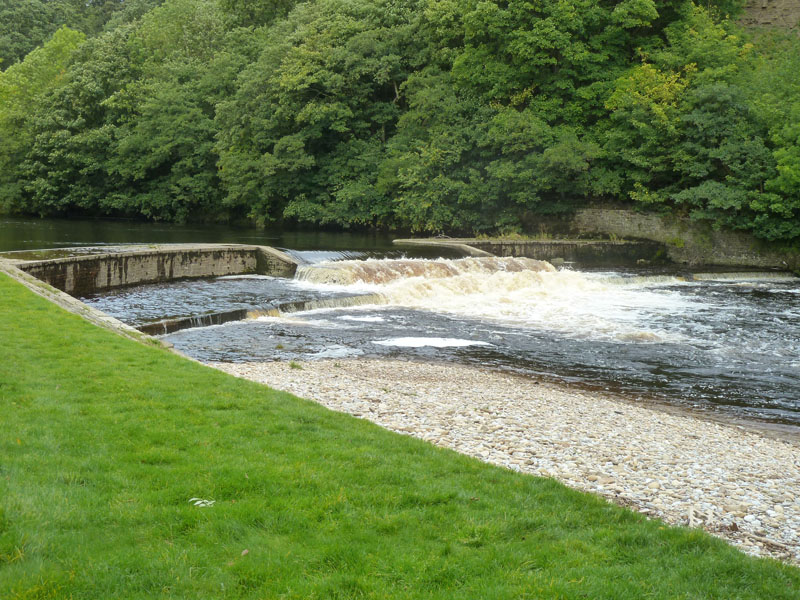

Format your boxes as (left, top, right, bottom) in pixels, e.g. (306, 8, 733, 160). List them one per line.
(1, 0, 799, 241)
(21, 25, 140, 216)
(0, 26, 86, 213)
(219, 0, 299, 27)
(0, 0, 161, 71)
(0, 0, 77, 69)
(217, 0, 421, 227)
(603, 7, 800, 240)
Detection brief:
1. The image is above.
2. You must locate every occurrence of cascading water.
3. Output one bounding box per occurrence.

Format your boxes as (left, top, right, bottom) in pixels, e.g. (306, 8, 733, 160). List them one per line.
(295, 256, 556, 285)
(293, 257, 693, 343)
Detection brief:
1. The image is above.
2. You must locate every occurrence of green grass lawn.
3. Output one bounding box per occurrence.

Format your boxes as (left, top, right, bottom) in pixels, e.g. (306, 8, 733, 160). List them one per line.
(1, 272, 799, 599)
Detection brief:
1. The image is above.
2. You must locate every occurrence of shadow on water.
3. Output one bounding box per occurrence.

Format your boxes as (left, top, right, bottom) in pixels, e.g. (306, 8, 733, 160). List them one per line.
(0, 216, 398, 252)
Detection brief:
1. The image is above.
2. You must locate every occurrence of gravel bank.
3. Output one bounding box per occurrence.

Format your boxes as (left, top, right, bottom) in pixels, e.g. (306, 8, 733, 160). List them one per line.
(210, 358, 800, 565)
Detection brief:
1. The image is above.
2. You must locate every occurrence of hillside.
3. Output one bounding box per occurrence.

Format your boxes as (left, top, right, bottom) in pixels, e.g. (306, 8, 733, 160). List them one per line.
(0, 0, 799, 244)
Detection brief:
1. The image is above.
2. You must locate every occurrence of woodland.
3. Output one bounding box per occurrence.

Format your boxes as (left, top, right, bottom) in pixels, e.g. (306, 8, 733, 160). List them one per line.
(1, 0, 799, 242)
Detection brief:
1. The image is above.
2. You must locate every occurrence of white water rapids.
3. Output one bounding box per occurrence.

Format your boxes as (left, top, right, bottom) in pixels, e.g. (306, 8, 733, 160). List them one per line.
(294, 257, 699, 344)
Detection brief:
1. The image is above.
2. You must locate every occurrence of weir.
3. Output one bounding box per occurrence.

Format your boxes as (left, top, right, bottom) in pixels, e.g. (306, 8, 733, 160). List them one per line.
(1, 243, 299, 296)
(295, 256, 555, 285)
(131, 257, 560, 336)
(137, 293, 386, 336)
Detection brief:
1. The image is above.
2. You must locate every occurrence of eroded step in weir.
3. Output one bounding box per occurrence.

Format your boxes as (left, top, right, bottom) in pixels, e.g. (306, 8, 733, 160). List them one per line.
(137, 293, 386, 335)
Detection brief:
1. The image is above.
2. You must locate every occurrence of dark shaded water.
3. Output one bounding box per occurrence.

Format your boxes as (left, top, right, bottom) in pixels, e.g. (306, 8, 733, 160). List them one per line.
(0, 216, 398, 253)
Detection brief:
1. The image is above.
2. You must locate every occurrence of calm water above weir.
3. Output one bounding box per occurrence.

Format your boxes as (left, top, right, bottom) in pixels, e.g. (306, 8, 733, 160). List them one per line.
(0, 216, 417, 256)
(3, 218, 799, 427)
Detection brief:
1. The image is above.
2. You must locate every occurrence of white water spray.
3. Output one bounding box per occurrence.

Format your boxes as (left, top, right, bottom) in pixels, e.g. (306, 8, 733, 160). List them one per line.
(293, 257, 701, 343)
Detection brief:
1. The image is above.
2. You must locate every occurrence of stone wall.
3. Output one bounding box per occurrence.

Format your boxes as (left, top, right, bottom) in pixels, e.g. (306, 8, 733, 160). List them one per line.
(571, 208, 799, 269)
(741, 0, 800, 31)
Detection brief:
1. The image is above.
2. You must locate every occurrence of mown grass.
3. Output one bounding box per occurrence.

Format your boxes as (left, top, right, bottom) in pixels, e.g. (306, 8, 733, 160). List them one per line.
(1, 272, 799, 599)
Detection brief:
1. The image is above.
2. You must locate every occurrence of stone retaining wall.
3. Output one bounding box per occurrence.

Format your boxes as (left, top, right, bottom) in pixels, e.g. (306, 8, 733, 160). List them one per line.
(571, 209, 798, 269)
(741, 0, 800, 31)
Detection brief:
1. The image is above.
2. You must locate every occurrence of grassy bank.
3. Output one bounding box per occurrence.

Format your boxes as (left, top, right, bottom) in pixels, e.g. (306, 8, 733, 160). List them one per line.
(1, 272, 799, 599)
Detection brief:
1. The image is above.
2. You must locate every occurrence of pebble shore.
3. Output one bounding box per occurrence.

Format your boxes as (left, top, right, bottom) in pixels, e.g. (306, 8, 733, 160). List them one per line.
(210, 358, 800, 565)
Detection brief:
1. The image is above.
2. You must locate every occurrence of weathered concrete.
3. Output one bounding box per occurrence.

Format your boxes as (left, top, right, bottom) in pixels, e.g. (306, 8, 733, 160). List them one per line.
(136, 293, 386, 336)
(394, 239, 494, 258)
(6, 244, 299, 296)
(571, 208, 799, 269)
(395, 238, 666, 266)
(137, 309, 255, 336)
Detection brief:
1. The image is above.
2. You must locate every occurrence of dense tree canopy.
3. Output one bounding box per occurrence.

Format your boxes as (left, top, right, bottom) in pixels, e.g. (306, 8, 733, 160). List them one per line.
(1, 0, 798, 242)
(0, 0, 164, 70)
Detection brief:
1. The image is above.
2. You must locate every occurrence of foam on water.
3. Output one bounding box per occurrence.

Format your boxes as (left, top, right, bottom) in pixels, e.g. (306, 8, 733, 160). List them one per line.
(296, 258, 692, 343)
(372, 337, 493, 348)
(310, 345, 364, 358)
(216, 274, 276, 280)
(296, 256, 555, 285)
(338, 315, 387, 323)
(692, 272, 796, 281)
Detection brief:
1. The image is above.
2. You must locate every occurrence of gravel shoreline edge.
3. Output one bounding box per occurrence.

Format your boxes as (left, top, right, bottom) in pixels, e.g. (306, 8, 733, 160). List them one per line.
(209, 358, 800, 566)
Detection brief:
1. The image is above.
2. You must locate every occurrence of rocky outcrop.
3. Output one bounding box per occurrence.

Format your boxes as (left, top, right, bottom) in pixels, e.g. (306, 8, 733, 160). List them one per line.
(741, 0, 800, 31)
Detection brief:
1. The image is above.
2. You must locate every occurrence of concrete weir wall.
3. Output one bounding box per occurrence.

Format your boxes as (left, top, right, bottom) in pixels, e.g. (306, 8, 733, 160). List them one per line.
(11, 244, 299, 296)
(460, 239, 664, 265)
(395, 238, 665, 266)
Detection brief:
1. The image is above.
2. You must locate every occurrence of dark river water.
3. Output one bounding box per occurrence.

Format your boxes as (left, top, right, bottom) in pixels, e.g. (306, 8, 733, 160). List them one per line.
(3, 217, 799, 428)
(0, 215, 401, 253)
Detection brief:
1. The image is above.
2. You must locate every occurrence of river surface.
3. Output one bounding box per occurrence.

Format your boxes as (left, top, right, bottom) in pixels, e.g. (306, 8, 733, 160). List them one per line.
(3, 217, 799, 428)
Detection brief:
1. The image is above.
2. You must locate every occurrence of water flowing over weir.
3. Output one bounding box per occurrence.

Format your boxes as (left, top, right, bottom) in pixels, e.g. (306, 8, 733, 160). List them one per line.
(81, 255, 800, 427)
(293, 257, 697, 343)
(295, 256, 556, 285)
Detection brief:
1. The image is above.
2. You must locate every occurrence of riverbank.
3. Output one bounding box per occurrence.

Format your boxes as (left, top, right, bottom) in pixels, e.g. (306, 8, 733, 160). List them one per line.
(211, 358, 800, 566)
(3, 271, 800, 598)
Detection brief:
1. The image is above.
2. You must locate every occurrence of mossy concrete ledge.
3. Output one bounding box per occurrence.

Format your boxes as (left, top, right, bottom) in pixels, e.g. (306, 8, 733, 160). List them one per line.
(2, 244, 299, 296)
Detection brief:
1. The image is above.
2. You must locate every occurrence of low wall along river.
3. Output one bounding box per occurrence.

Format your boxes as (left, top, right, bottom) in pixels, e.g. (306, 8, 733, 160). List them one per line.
(3, 244, 299, 296)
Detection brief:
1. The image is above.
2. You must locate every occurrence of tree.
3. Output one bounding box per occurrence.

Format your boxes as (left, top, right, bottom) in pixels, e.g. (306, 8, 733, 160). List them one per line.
(217, 0, 422, 227)
(22, 26, 139, 216)
(0, 26, 85, 213)
(0, 1, 76, 69)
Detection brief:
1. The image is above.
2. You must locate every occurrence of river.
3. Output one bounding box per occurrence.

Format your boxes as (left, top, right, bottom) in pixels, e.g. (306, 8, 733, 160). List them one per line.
(3, 217, 799, 429)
